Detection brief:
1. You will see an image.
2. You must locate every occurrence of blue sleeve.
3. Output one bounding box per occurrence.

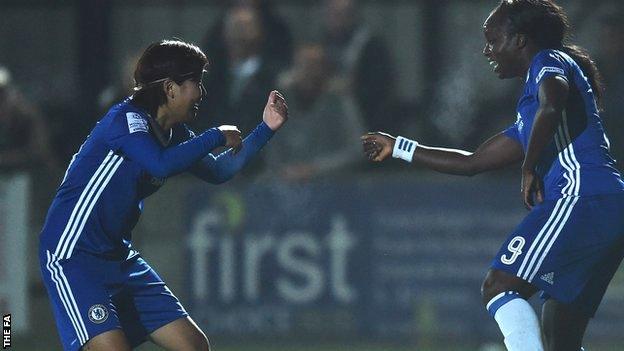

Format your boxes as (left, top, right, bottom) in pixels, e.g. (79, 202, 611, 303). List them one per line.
(107, 111, 225, 178)
(190, 122, 275, 184)
(532, 50, 569, 87)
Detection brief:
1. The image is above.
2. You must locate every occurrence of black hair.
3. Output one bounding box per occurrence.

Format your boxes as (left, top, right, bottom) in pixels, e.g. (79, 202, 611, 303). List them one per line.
(497, 0, 604, 108)
(131, 39, 208, 116)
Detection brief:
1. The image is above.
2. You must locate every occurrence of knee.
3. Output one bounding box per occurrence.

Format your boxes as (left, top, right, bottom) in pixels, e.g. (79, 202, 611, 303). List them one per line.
(481, 269, 529, 306)
(481, 270, 504, 306)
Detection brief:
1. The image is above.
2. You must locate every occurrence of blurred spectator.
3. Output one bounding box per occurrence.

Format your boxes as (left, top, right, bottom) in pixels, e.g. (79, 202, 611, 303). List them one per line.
(199, 4, 287, 178)
(0, 65, 59, 173)
(596, 10, 624, 166)
(202, 0, 293, 71)
(321, 0, 396, 132)
(199, 2, 290, 133)
(265, 43, 365, 182)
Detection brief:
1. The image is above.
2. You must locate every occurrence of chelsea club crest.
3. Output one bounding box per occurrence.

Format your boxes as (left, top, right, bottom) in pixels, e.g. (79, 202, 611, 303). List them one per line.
(88, 304, 109, 324)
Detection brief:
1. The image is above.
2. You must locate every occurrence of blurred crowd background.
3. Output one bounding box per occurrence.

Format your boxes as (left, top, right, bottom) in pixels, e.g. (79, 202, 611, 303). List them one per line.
(1, 0, 623, 350)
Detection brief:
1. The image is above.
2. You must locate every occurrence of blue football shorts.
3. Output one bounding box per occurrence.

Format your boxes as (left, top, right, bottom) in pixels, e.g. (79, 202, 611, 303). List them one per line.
(39, 248, 188, 351)
(491, 193, 624, 316)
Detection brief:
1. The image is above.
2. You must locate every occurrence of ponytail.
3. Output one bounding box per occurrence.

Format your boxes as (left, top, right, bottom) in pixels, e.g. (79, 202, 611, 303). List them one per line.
(562, 44, 604, 110)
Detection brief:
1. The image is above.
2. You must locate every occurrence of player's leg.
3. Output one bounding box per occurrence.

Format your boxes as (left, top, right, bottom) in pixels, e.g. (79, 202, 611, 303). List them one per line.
(40, 249, 126, 351)
(148, 316, 210, 351)
(482, 269, 542, 351)
(82, 330, 132, 351)
(540, 299, 589, 351)
(482, 268, 538, 304)
(483, 196, 591, 351)
(121, 255, 208, 350)
(539, 194, 624, 351)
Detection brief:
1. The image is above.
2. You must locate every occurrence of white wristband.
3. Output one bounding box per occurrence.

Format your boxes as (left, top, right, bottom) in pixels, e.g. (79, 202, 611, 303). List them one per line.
(392, 136, 418, 162)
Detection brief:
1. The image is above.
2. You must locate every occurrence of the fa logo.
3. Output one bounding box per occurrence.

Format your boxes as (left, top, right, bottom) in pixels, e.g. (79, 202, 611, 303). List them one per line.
(88, 304, 108, 324)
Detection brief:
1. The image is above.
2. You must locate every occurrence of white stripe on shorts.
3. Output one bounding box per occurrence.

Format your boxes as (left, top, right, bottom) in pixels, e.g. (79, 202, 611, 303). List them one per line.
(518, 196, 578, 281)
(517, 197, 567, 277)
(527, 196, 579, 282)
(46, 250, 89, 345)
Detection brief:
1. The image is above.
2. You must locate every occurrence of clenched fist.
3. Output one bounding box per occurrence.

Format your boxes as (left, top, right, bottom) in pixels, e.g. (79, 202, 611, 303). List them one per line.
(218, 125, 243, 153)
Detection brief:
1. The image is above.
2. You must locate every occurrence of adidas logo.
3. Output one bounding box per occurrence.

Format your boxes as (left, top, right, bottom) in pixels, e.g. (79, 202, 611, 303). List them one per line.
(540, 272, 555, 285)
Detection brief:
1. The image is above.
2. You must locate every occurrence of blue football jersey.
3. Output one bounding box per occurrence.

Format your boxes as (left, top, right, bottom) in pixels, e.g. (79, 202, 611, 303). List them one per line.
(39, 99, 273, 259)
(504, 49, 624, 199)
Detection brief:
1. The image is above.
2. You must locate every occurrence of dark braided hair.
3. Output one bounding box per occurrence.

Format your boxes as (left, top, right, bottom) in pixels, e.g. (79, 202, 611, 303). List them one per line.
(497, 0, 604, 108)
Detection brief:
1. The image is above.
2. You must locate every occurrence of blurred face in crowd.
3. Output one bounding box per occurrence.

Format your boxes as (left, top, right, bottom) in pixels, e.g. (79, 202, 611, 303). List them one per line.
(293, 45, 329, 98)
(224, 6, 264, 61)
(482, 8, 524, 79)
(324, 0, 356, 38)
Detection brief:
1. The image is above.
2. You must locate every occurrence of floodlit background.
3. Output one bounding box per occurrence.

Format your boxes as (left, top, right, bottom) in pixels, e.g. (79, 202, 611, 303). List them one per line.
(1, 0, 623, 350)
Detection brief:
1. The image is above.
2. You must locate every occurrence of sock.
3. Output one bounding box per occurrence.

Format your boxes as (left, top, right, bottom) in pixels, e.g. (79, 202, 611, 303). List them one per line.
(486, 291, 544, 351)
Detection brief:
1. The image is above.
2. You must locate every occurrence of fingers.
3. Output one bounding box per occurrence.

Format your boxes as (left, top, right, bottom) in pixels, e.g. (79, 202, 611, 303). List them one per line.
(523, 175, 544, 210)
(232, 140, 243, 154)
(361, 132, 380, 140)
(363, 141, 378, 152)
(267, 90, 276, 104)
(268, 90, 286, 104)
(535, 181, 544, 204)
(274, 90, 286, 103)
(218, 125, 243, 154)
(362, 138, 381, 161)
(361, 135, 373, 141)
(523, 192, 533, 210)
(269, 90, 289, 116)
(366, 148, 380, 161)
(521, 178, 531, 210)
(522, 181, 539, 210)
(229, 133, 242, 154)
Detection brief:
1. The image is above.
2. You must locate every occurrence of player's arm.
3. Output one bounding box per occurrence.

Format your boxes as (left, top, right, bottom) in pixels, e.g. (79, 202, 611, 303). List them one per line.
(190, 122, 273, 183)
(521, 75, 569, 209)
(115, 127, 229, 178)
(361, 131, 523, 176)
(190, 90, 289, 183)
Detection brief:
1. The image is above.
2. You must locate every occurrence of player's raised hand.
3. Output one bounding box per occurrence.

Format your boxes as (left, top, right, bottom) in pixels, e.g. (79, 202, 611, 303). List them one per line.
(263, 90, 289, 131)
(361, 132, 395, 162)
(218, 125, 243, 154)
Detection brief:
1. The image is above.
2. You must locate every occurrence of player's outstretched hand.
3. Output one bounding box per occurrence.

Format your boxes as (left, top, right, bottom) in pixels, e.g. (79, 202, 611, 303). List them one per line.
(361, 132, 395, 162)
(218, 125, 243, 154)
(263, 90, 289, 131)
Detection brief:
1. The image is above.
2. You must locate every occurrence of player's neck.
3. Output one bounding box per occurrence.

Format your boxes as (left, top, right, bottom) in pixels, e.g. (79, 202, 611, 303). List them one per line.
(155, 107, 175, 132)
(519, 45, 540, 77)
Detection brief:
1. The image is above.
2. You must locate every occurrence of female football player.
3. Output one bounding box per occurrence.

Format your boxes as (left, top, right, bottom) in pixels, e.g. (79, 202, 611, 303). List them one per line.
(362, 1, 624, 350)
(39, 39, 288, 351)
